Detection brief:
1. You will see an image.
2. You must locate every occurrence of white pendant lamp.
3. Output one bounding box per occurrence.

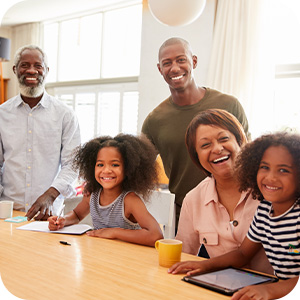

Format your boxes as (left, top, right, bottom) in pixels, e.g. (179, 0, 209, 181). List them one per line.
(148, 0, 206, 27)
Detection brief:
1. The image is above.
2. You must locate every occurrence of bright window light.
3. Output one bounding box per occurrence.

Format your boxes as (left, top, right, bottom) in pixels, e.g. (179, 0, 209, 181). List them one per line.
(44, 2, 142, 142)
(54, 82, 139, 144)
(122, 91, 139, 134)
(75, 93, 96, 143)
(43, 3, 142, 82)
(43, 23, 59, 82)
(273, 0, 300, 64)
(101, 5, 142, 78)
(58, 13, 102, 81)
(273, 0, 300, 134)
(97, 92, 120, 136)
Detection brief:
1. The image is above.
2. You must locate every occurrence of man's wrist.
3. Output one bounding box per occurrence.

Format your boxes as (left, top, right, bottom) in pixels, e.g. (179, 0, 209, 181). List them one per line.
(45, 187, 60, 200)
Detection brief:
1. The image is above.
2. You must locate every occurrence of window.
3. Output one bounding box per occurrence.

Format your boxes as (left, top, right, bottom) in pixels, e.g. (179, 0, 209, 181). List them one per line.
(43, 2, 142, 142)
(54, 83, 139, 144)
(273, 0, 300, 133)
(43, 3, 142, 82)
(101, 6, 142, 78)
(58, 14, 103, 81)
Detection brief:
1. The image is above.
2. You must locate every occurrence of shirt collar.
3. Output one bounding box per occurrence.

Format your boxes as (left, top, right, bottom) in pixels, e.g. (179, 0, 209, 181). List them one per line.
(14, 95, 24, 107)
(38, 91, 50, 108)
(15, 90, 49, 108)
(203, 176, 219, 206)
(203, 175, 251, 206)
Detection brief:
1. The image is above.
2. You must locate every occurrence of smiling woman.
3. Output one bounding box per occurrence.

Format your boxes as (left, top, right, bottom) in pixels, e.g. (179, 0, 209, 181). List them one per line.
(175, 108, 273, 275)
(194, 125, 240, 181)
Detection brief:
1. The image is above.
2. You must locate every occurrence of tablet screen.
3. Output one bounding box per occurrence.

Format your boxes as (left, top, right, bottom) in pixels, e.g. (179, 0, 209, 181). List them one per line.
(183, 268, 277, 295)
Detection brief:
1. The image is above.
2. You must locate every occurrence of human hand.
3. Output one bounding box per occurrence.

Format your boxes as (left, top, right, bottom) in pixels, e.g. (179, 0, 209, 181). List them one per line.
(168, 261, 206, 275)
(86, 228, 116, 239)
(231, 285, 270, 300)
(25, 188, 59, 220)
(48, 216, 66, 230)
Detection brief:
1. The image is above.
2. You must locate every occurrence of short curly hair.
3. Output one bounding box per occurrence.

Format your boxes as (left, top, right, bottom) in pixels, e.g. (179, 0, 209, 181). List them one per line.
(185, 109, 248, 176)
(73, 134, 159, 200)
(235, 132, 300, 201)
(14, 45, 48, 71)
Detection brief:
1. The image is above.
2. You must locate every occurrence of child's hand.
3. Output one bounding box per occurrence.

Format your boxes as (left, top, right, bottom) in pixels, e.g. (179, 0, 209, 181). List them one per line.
(231, 285, 270, 300)
(168, 261, 206, 275)
(86, 228, 115, 239)
(48, 216, 66, 230)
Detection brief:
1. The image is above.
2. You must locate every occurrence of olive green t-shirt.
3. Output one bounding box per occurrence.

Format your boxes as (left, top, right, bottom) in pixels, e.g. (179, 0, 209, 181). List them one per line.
(141, 87, 249, 225)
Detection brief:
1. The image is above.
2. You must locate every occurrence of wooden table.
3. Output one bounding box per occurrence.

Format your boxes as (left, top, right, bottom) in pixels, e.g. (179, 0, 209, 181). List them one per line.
(0, 211, 230, 300)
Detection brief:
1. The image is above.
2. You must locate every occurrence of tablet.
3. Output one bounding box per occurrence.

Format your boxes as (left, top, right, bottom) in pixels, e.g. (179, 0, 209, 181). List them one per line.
(182, 267, 278, 296)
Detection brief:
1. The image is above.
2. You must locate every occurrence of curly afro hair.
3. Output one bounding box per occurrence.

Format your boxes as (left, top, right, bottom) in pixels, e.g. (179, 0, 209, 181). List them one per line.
(73, 133, 159, 200)
(235, 132, 300, 201)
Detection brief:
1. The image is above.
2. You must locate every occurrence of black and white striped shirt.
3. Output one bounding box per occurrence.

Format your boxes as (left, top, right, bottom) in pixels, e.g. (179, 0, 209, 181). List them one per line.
(247, 200, 300, 280)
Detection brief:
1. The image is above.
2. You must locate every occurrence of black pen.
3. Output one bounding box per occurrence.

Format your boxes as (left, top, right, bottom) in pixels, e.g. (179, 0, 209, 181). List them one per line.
(60, 241, 71, 246)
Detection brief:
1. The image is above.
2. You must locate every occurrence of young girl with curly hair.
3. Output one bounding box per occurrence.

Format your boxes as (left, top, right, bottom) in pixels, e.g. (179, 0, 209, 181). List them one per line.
(48, 134, 163, 246)
(170, 132, 300, 299)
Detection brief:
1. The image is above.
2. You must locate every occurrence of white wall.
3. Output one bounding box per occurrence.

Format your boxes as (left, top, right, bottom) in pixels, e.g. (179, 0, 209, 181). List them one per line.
(137, 0, 216, 131)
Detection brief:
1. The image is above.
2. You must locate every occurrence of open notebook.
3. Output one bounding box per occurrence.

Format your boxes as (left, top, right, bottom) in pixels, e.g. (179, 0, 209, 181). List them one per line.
(17, 221, 92, 235)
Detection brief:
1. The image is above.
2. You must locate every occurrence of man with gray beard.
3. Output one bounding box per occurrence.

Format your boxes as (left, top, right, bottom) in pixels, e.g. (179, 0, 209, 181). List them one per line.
(0, 45, 81, 220)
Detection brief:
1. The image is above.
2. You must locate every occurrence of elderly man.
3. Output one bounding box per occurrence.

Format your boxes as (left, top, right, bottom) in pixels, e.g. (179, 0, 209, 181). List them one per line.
(0, 45, 81, 220)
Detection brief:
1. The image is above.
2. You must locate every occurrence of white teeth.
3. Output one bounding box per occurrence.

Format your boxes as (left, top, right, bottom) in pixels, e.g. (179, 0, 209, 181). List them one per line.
(26, 78, 37, 81)
(172, 75, 183, 80)
(103, 177, 112, 180)
(265, 185, 279, 190)
(213, 156, 229, 163)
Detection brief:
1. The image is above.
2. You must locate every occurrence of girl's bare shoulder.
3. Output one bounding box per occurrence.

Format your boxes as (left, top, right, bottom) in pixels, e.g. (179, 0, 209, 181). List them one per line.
(124, 191, 142, 203)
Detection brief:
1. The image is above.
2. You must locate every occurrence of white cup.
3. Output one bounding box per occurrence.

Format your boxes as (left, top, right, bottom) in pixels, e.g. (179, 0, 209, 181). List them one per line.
(0, 201, 14, 219)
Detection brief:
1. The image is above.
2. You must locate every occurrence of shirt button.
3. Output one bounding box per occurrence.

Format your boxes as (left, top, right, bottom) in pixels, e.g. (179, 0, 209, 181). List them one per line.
(28, 130, 32, 133)
(203, 238, 207, 244)
(233, 220, 239, 227)
(28, 149, 32, 152)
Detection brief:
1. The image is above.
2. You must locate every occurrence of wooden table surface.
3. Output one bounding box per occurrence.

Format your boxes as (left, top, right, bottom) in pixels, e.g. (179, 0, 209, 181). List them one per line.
(0, 211, 230, 300)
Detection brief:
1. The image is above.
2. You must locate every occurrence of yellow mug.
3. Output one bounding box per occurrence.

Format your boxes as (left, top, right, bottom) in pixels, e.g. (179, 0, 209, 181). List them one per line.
(155, 239, 182, 268)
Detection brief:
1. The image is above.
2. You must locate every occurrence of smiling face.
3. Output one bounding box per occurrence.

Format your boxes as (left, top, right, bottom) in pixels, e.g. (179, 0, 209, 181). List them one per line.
(195, 125, 241, 180)
(157, 41, 197, 92)
(13, 48, 48, 98)
(95, 146, 125, 195)
(257, 145, 297, 216)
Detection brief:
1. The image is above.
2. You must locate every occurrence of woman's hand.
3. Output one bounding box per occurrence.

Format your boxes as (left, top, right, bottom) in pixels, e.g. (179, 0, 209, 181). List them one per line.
(168, 260, 207, 275)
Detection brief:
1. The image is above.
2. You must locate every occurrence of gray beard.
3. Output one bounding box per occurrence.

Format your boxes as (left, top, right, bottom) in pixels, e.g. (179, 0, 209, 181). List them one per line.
(19, 84, 45, 98)
(18, 74, 46, 98)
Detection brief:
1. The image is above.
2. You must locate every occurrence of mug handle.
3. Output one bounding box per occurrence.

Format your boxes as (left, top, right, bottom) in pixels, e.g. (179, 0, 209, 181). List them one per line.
(155, 240, 159, 250)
